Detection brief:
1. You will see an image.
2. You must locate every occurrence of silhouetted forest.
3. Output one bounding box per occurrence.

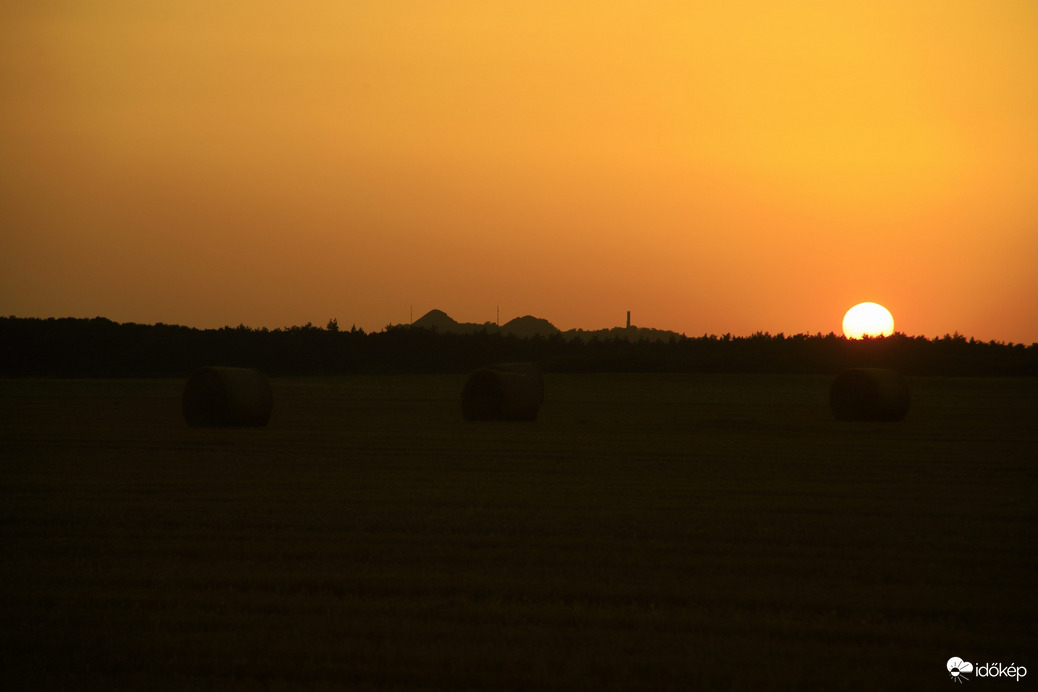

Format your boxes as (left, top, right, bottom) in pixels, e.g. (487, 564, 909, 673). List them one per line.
(2, 316, 1036, 378)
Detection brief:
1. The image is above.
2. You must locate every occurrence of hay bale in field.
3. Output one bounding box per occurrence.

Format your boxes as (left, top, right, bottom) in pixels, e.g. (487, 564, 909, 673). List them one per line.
(829, 367, 910, 421)
(493, 361, 544, 403)
(182, 366, 273, 427)
(462, 362, 543, 421)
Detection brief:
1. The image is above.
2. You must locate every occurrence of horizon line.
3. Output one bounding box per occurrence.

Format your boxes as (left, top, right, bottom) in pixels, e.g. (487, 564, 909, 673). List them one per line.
(5, 313, 1035, 346)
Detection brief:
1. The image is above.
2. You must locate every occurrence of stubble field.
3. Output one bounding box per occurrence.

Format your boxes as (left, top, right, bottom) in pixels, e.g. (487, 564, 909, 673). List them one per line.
(1, 373, 1035, 690)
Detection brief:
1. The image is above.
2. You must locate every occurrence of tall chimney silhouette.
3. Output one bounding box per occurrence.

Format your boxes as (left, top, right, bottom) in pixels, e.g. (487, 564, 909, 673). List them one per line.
(626, 311, 631, 329)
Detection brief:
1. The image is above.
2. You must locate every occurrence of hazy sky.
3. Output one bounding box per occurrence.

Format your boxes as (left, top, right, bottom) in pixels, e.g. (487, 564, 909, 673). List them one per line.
(3, 1, 1036, 342)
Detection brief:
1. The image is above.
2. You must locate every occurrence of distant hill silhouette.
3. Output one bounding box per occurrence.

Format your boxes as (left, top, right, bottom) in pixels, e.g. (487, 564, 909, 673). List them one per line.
(501, 315, 560, 338)
(411, 309, 460, 331)
(410, 310, 559, 337)
(411, 309, 494, 335)
(410, 310, 678, 342)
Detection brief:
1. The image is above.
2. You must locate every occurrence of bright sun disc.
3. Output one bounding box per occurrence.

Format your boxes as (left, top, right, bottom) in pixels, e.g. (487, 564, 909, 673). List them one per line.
(842, 302, 895, 339)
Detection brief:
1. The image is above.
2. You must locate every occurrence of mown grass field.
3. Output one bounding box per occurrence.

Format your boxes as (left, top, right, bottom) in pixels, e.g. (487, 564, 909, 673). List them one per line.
(2, 373, 1035, 690)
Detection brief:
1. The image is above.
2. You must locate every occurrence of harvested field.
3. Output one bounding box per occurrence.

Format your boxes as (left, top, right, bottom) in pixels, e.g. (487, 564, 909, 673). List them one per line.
(1, 374, 1035, 690)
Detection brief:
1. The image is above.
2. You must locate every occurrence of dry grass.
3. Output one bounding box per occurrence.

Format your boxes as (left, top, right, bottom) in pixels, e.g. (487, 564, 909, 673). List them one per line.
(1, 373, 1035, 690)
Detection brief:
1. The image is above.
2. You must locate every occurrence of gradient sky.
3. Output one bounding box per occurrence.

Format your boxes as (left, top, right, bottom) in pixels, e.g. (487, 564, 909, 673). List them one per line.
(3, 1, 1036, 342)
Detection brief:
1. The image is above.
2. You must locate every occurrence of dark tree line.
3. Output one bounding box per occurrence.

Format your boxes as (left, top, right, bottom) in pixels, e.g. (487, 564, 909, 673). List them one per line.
(2, 316, 1036, 378)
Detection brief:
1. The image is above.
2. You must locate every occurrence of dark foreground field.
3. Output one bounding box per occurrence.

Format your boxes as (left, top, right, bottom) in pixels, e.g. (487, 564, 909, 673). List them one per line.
(2, 374, 1035, 690)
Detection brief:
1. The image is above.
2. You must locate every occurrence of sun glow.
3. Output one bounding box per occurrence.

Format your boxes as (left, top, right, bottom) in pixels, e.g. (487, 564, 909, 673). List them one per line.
(842, 302, 895, 339)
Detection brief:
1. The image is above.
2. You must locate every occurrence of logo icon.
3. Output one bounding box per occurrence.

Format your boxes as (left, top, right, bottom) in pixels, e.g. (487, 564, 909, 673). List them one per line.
(948, 657, 973, 683)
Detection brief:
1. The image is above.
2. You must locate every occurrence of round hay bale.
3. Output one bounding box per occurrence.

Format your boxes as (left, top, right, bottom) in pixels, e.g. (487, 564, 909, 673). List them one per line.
(488, 362, 544, 404)
(462, 362, 543, 421)
(182, 366, 273, 427)
(829, 367, 910, 421)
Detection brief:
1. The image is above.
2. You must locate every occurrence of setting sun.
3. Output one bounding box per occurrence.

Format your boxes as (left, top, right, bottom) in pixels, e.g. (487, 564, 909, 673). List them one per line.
(842, 302, 895, 340)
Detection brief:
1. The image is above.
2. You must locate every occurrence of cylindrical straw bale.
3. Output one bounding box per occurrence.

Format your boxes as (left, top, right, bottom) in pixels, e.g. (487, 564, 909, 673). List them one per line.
(182, 366, 273, 427)
(829, 367, 910, 421)
(488, 362, 544, 404)
(462, 362, 543, 421)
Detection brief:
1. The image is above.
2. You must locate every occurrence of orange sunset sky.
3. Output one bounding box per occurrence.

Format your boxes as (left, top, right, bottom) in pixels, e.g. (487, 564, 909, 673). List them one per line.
(2, 1, 1036, 342)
